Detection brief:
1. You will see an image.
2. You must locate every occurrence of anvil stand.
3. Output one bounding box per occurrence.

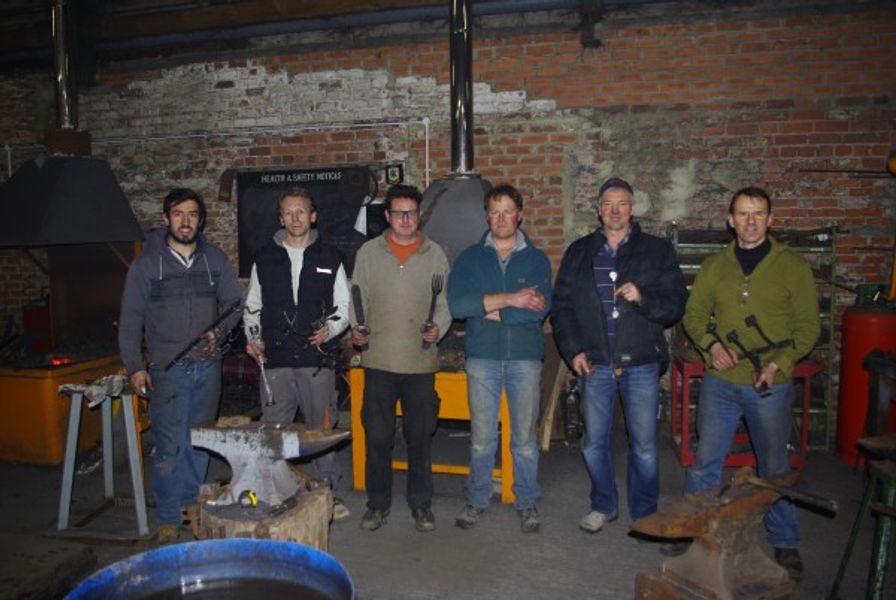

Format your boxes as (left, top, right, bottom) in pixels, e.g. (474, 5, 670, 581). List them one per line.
(190, 420, 350, 550)
(54, 374, 151, 542)
(632, 469, 798, 600)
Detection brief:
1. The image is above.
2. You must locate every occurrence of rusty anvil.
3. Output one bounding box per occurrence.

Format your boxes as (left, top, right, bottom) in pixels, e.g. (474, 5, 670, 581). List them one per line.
(631, 468, 834, 600)
(191, 422, 350, 506)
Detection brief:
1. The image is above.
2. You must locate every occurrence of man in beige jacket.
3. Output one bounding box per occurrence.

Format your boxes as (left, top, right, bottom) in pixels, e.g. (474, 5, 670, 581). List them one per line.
(350, 184, 450, 533)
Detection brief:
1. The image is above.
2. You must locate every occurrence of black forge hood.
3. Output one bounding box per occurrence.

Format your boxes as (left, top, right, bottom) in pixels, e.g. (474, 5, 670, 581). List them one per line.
(0, 156, 143, 247)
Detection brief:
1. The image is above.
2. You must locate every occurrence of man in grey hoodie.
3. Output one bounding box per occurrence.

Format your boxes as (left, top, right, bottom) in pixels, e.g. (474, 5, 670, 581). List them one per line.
(118, 188, 242, 545)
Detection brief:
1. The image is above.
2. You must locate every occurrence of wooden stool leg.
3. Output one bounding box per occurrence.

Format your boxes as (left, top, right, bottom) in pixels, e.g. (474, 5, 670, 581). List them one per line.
(57, 392, 83, 530)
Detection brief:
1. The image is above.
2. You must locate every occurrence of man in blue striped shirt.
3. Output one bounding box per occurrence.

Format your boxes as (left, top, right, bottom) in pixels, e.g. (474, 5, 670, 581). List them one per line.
(552, 177, 686, 536)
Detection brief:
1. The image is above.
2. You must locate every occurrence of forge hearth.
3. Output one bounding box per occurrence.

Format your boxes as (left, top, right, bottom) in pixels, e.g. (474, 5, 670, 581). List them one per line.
(6, 341, 119, 371)
(0, 354, 122, 464)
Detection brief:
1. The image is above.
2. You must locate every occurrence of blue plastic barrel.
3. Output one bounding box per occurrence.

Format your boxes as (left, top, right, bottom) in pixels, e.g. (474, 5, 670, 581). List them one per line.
(65, 539, 354, 599)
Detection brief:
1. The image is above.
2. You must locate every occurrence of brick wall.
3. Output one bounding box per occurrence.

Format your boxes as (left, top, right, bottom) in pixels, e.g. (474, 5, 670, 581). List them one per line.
(0, 1, 893, 345)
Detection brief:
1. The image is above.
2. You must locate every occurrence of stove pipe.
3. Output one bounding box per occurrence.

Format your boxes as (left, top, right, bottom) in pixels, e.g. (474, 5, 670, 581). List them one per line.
(51, 0, 76, 130)
(450, 0, 474, 175)
(418, 0, 491, 266)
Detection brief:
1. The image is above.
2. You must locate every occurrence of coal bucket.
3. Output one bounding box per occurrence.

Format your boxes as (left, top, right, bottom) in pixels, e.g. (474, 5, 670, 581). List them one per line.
(66, 539, 354, 599)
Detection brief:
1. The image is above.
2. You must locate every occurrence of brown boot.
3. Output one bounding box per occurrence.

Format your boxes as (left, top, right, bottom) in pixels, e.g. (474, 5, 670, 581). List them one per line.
(155, 524, 179, 546)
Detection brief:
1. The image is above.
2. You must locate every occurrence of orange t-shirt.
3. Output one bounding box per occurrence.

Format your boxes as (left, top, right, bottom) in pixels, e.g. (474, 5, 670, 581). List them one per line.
(387, 232, 422, 265)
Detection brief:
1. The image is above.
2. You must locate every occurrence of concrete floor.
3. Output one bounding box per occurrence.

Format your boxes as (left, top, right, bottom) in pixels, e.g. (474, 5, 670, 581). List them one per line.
(0, 413, 890, 599)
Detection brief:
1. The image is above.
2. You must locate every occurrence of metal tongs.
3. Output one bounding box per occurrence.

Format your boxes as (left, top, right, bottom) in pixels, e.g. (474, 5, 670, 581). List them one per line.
(308, 304, 340, 378)
(422, 273, 444, 349)
(706, 316, 794, 396)
(249, 324, 275, 406)
(304, 304, 340, 350)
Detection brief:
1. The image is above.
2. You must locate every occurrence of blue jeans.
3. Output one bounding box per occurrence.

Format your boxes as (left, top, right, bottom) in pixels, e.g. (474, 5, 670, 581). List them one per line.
(148, 360, 221, 526)
(684, 374, 799, 549)
(465, 358, 542, 510)
(581, 363, 660, 521)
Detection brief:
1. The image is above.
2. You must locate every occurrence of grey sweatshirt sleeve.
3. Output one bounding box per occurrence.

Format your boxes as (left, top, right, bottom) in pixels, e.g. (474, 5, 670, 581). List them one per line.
(118, 257, 151, 375)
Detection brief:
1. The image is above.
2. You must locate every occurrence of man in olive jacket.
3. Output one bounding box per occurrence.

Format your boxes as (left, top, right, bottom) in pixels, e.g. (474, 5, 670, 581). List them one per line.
(681, 186, 819, 581)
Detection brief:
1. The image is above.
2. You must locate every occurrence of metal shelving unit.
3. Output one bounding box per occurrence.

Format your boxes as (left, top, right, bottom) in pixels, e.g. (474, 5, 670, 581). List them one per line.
(668, 224, 837, 450)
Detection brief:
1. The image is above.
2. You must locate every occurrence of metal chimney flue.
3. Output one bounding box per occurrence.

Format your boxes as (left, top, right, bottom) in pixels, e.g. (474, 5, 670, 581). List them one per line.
(450, 0, 474, 175)
(46, 0, 90, 156)
(419, 0, 491, 265)
(51, 0, 76, 131)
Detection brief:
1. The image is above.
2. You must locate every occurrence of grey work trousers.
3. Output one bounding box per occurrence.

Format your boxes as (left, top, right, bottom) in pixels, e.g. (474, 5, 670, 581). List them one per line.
(260, 366, 341, 487)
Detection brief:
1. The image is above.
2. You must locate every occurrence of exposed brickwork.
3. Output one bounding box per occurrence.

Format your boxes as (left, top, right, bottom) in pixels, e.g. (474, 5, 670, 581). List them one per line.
(0, 2, 893, 362)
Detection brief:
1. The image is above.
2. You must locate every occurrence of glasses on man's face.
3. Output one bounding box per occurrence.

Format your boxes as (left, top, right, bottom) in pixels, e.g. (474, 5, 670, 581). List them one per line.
(389, 209, 419, 221)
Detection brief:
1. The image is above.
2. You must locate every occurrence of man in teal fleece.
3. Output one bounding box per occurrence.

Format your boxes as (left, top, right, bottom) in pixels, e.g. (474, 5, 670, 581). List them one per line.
(448, 184, 552, 533)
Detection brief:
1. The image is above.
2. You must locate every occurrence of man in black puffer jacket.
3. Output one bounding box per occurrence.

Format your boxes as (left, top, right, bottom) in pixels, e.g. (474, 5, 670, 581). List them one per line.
(552, 177, 686, 537)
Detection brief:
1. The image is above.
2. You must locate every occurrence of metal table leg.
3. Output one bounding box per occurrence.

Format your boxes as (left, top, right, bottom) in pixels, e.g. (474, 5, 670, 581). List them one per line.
(121, 393, 149, 536)
(56, 391, 83, 530)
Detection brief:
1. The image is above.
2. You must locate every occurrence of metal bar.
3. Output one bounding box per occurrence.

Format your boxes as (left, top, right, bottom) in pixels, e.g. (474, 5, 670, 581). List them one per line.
(51, 0, 76, 129)
(450, 0, 474, 174)
(104, 242, 133, 269)
(56, 391, 83, 530)
(867, 462, 896, 599)
(20, 249, 49, 276)
(121, 393, 149, 536)
(102, 397, 114, 498)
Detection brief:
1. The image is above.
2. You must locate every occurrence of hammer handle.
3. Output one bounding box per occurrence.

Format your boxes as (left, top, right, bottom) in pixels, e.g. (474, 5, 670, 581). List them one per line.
(747, 476, 838, 514)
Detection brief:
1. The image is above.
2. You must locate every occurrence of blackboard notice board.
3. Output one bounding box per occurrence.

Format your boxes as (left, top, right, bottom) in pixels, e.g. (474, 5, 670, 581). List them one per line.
(237, 166, 375, 277)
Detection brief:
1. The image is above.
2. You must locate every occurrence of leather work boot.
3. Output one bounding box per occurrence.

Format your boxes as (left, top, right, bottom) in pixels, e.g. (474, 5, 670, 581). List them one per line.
(155, 524, 179, 547)
(658, 540, 691, 557)
(774, 548, 804, 581)
(360, 508, 389, 531)
(518, 508, 540, 533)
(455, 505, 485, 530)
(412, 508, 436, 532)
